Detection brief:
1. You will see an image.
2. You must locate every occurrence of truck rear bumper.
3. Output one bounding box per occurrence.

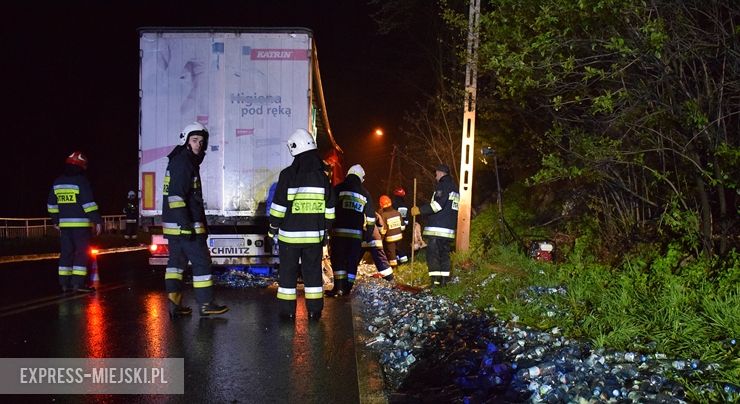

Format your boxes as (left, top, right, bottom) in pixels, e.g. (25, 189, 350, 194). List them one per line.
(149, 256, 279, 267)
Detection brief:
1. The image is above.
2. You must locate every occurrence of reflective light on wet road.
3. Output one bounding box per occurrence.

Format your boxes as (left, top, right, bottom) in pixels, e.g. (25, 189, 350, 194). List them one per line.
(85, 297, 107, 358)
(144, 292, 166, 358)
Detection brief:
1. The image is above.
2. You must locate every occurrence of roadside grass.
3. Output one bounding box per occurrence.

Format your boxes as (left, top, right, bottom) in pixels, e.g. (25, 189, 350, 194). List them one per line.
(398, 205, 740, 403)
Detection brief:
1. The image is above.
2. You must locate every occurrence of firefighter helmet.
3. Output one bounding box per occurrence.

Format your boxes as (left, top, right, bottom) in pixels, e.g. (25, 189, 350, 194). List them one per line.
(347, 164, 365, 182)
(65, 151, 88, 170)
(379, 195, 392, 209)
(393, 186, 406, 197)
(286, 128, 317, 157)
(179, 122, 209, 149)
(127, 190, 136, 199)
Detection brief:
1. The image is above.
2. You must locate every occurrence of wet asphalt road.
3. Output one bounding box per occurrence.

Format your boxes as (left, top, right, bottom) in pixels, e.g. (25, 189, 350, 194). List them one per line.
(0, 251, 370, 403)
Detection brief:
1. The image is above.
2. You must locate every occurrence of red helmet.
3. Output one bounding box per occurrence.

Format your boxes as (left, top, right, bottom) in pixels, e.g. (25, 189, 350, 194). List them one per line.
(379, 195, 392, 209)
(65, 151, 88, 170)
(392, 186, 406, 197)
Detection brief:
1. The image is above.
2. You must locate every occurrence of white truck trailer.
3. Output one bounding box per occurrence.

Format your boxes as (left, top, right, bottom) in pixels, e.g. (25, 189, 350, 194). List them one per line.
(138, 27, 341, 268)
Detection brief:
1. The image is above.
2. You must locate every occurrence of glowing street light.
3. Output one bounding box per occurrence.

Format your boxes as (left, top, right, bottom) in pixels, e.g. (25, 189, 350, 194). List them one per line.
(374, 128, 384, 137)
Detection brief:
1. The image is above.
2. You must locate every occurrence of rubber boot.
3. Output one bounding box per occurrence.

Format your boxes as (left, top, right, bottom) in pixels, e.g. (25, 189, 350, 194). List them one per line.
(168, 292, 192, 317)
(200, 302, 229, 316)
(325, 279, 346, 297)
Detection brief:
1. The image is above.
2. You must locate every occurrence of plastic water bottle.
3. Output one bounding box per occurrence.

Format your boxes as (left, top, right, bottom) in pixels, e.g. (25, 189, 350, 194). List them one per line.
(517, 362, 557, 381)
(672, 360, 687, 370)
(272, 235, 279, 255)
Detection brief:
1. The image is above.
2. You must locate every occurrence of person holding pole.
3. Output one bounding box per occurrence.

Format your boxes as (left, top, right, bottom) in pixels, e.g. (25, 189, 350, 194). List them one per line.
(410, 164, 460, 287)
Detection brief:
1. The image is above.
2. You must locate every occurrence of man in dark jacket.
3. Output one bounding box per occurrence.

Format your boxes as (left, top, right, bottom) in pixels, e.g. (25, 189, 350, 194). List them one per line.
(47, 151, 102, 294)
(123, 190, 138, 242)
(269, 128, 336, 320)
(162, 122, 228, 318)
(411, 164, 460, 287)
(378, 194, 403, 271)
(327, 164, 374, 296)
(391, 186, 410, 264)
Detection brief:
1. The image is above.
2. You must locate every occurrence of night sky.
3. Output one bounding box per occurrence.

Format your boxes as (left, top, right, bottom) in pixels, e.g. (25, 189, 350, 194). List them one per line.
(4, 1, 430, 217)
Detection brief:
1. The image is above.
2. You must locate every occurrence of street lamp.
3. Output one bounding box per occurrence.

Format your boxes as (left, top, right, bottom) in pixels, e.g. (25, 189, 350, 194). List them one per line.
(374, 128, 384, 137)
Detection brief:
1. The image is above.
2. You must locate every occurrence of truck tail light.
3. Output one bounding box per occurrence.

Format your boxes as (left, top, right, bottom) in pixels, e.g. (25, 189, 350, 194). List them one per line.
(149, 243, 169, 256)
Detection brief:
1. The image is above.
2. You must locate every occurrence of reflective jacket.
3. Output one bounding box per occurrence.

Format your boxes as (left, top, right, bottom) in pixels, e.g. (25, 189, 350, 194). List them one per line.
(269, 150, 335, 246)
(361, 212, 384, 248)
(124, 199, 138, 222)
(419, 174, 459, 239)
(161, 145, 207, 238)
(379, 206, 403, 242)
(332, 174, 375, 240)
(391, 195, 409, 227)
(47, 169, 102, 228)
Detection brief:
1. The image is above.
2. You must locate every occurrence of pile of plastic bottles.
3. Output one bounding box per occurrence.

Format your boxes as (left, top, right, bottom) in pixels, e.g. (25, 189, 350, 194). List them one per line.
(354, 276, 739, 403)
(214, 268, 274, 288)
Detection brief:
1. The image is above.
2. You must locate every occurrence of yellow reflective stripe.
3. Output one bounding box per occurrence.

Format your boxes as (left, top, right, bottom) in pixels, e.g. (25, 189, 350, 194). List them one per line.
(423, 226, 456, 238)
(165, 273, 183, 280)
(278, 235, 322, 244)
(163, 228, 180, 235)
(333, 270, 347, 279)
(48, 208, 59, 213)
(277, 287, 297, 301)
(385, 233, 403, 242)
(72, 269, 88, 276)
(334, 228, 362, 239)
(379, 267, 394, 276)
(338, 191, 367, 204)
(193, 280, 213, 288)
(58, 267, 72, 276)
(305, 286, 324, 299)
(59, 222, 93, 228)
(169, 201, 186, 208)
(430, 200, 442, 212)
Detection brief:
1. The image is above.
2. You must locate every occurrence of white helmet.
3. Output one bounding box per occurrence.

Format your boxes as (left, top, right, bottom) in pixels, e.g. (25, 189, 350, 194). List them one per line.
(347, 164, 365, 182)
(127, 190, 136, 199)
(286, 128, 317, 157)
(179, 122, 209, 147)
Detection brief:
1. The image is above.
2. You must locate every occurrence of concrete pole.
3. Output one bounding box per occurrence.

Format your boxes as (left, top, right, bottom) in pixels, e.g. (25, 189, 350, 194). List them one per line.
(456, 0, 480, 252)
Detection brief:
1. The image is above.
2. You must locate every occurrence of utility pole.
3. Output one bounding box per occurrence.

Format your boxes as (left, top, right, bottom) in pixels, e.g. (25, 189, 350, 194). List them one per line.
(386, 144, 397, 195)
(456, 0, 480, 252)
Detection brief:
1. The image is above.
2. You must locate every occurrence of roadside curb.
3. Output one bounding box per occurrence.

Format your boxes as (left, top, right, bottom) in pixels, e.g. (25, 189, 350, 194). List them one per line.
(352, 295, 388, 404)
(0, 246, 148, 265)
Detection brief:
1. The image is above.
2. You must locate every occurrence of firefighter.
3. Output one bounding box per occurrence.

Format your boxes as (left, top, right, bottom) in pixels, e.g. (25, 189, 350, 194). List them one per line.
(327, 164, 373, 296)
(47, 151, 102, 294)
(269, 128, 335, 320)
(378, 195, 404, 270)
(123, 190, 138, 241)
(162, 122, 228, 317)
(391, 186, 410, 264)
(410, 164, 459, 287)
(356, 209, 394, 281)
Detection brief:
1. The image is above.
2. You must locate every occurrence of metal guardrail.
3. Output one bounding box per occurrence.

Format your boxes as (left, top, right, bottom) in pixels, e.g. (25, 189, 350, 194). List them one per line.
(0, 215, 127, 239)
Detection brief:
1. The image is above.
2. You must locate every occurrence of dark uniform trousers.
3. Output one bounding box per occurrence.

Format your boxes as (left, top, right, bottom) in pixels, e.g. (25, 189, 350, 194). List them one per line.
(330, 236, 363, 291)
(59, 227, 91, 290)
(165, 235, 214, 304)
(278, 244, 324, 315)
(426, 237, 452, 286)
